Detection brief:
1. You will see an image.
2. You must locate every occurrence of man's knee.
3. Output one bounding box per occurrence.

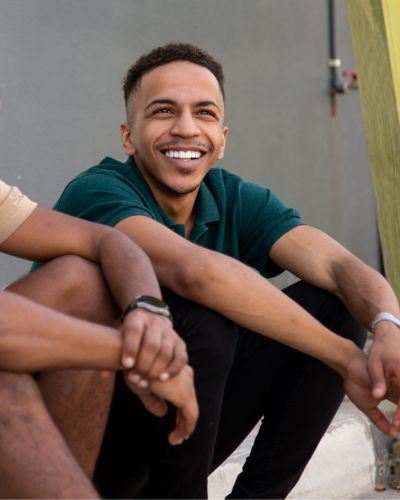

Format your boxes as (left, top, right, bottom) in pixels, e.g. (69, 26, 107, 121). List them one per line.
(9, 255, 118, 323)
(41, 255, 105, 299)
(0, 372, 42, 417)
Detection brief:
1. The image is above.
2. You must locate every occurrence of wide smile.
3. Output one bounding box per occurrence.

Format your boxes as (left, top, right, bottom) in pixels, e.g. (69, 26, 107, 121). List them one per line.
(158, 148, 207, 168)
(164, 150, 203, 160)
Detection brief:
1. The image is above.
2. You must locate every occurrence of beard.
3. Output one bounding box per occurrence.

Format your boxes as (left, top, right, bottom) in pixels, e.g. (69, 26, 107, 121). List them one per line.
(150, 170, 200, 197)
(133, 155, 203, 197)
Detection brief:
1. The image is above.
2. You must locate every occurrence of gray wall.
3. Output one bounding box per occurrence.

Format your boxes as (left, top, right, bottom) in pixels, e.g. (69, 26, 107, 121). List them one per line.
(0, 0, 378, 287)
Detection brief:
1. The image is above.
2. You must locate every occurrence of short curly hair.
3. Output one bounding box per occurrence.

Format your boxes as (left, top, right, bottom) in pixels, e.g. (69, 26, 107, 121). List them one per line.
(122, 42, 225, 108)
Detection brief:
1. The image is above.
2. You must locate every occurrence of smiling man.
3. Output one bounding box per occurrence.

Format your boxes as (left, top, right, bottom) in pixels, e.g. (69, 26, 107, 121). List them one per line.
(53, 43, 400, 499)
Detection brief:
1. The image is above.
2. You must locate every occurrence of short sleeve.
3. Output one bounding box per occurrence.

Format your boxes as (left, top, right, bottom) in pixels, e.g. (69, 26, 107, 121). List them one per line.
(0, 180, 38, 244)
(55, 172, 155, 226)
(237, 181, 304, 277)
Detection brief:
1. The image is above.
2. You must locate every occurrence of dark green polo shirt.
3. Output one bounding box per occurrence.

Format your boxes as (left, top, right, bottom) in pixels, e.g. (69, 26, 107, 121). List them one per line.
(54, 157, 304, 278)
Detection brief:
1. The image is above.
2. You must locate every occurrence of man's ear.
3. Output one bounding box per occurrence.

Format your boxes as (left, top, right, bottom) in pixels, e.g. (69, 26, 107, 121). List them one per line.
(217, 126, 228, 160)
(120, 122, 136, 155)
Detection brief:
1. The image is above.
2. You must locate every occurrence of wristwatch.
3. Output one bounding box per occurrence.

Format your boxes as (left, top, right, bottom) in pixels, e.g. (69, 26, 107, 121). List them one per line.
(121, 295, 173, 322)
(371, 312, 400, 334)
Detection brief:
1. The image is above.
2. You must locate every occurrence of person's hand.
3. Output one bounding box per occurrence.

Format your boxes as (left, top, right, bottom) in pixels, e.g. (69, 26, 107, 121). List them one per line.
(367, 322, 400, 399)
(120, 308, 188, 385)
(124, 365, 199, 445)
(343, 347, 400, 436)
(366, 322, 400, 427)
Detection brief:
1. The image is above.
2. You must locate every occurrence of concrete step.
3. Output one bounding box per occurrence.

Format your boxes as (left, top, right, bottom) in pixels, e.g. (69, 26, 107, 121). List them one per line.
(208, 400, 397, 499)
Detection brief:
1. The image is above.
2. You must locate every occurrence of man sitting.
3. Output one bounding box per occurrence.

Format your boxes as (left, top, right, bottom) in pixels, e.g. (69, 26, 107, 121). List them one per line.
(51, 43, 400, 499)
(0, 178, 197, 498)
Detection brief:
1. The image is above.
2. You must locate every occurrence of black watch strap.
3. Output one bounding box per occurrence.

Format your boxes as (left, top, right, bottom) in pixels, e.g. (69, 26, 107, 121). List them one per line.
(121, 295, 173, 322)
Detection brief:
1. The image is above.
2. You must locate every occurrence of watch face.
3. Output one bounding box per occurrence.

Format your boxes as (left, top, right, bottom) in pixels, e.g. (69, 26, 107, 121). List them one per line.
(139, 295, 168, 308)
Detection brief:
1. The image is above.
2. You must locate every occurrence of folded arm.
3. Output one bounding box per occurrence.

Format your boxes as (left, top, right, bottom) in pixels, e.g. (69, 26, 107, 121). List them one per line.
(116, 217, 359, 372)
(115, 216, 400, 435)
(2, 205, 161, 306)
(1, 205, 187, 380)
(0, 289, 197, 442)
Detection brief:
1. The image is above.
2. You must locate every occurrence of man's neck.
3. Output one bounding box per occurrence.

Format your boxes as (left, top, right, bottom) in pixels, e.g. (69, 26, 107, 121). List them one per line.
(157, 192, 197, 238)
(131, 157, 199, 236)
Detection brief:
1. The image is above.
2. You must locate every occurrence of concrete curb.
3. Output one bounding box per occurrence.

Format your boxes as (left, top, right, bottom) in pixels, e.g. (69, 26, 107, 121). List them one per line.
(289, 414, 375, 499)
(208, 404, 380, 499)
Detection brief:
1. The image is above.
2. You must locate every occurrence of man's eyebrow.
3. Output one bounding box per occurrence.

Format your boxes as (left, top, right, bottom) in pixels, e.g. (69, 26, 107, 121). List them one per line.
(144, 99, 221, 113)
(145, 99, 176, 111)
(195, 101, 221, 112)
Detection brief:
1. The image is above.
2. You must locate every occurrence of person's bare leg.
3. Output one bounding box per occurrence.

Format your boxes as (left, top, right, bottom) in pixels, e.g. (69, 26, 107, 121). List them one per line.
(0, 371, 98, 499)
(7, 255, 120, 477)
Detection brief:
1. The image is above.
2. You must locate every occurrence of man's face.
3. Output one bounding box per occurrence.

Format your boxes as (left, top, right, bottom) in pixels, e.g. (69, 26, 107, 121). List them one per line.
(121, 61, 228, 198)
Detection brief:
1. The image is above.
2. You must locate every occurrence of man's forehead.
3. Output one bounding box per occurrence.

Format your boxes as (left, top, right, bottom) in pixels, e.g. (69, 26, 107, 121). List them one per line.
(130, 61, 224, 109)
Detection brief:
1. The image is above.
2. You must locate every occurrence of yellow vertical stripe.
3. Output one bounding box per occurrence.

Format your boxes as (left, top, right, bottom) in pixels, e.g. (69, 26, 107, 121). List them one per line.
(347, 0, 400, 298)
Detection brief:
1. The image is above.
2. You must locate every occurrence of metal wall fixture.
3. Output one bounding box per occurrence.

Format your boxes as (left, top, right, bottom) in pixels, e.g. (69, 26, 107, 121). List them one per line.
(328, 0, 358, 116)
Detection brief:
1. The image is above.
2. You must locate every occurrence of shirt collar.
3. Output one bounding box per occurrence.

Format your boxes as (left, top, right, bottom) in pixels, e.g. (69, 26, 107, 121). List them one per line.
(195, 181, 220, 226)
(126, 156, 220, 230)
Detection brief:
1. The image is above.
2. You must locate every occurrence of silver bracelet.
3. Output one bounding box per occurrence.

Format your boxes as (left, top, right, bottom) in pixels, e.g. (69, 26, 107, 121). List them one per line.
(371, 312, 400, 334)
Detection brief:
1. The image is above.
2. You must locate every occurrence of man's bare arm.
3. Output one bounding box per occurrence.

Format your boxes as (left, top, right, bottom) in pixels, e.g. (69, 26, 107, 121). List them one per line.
(115, 215, 400, 435)
(270, 225, 400, 402)
(1, 205, 187, 380)
(269, 225, 400, 325)
(0, 289, 121, 372)
(2, 205, 161, 305)
(116, 217, 358, 371)
(0, 289, 198, 442)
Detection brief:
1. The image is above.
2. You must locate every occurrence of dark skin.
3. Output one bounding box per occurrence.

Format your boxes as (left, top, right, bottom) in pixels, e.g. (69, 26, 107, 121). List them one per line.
(0, 200, 199, 497)
(118, 60, 400, 435)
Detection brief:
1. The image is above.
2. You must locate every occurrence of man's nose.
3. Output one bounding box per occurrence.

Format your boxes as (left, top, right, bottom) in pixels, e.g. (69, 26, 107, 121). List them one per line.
(170, 110, 200, 137)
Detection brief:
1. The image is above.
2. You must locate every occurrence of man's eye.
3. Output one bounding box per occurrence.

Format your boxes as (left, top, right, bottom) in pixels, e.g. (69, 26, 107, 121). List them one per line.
(198, 109, 213, 115)
(154, 108, 171, 114)
(197, 109, 217, 118)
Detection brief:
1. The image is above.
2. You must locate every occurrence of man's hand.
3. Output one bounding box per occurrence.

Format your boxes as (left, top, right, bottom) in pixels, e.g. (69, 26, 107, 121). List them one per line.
(124, 365, 199, 445)
(367, 323, 400, 398)
(120, 309, 188, 384)
(366, 322, 400, 427)
(343, 347, 400, 436)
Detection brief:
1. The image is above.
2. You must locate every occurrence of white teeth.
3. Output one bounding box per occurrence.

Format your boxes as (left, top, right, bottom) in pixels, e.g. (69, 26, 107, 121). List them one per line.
(164, 150, 202, 159)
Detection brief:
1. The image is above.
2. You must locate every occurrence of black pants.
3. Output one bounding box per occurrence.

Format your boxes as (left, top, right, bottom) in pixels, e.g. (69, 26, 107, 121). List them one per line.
(94, 281, 366, 499)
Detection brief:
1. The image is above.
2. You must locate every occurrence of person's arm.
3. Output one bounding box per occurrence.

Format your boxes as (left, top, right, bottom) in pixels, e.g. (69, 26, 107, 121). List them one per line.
(115, 216, 356, 367)
(0, 289, 197, 443)
(114, 215, 400, 435)
(1, 205, 187, 381)
(269, 225, 400, 399)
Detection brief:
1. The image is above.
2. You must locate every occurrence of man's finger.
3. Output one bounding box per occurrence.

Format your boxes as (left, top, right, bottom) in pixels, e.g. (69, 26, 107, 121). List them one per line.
(368, 356, 387, 399)
(168, 410, 186, 445)
(159, 341, 188, 381)
(132, 389, 168, 417)
(392, 404, 400, 429)
(134, 330, 162, 375)
(168, 390, 199, 445)
(168, 409, 196, 445)
(121, 319, 143, 368)
(181, 398, 199, 435)
(146, 338, 174, 380)
(366, 407, 398, 436)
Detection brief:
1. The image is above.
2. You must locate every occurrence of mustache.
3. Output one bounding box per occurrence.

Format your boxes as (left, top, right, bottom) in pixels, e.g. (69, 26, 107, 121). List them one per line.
(156, 140, 212, 152)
